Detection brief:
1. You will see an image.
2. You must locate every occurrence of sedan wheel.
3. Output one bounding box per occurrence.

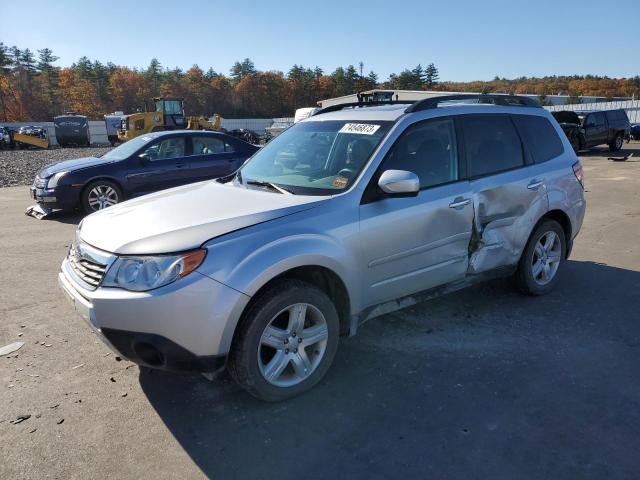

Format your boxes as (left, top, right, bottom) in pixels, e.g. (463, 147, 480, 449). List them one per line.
(82, 180, 122, 214)
(258, 303, 329, 387)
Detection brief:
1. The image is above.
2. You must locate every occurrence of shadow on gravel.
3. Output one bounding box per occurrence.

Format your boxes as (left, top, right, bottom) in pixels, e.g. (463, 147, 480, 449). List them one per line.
(140, 260, 640, 479)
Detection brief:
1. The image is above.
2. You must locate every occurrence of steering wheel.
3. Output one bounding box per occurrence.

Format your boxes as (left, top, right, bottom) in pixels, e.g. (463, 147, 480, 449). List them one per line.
(337, 168, 356, 178)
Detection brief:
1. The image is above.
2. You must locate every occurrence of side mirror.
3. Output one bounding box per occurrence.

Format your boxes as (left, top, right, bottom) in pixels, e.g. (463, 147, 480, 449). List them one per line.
(138, 152, 150, 163)
(378, 170, 420, 196)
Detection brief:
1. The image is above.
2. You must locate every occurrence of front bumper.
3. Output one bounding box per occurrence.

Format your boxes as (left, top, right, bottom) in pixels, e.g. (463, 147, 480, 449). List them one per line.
(58, 260, 250, 372)
(30, 184, 80, 211)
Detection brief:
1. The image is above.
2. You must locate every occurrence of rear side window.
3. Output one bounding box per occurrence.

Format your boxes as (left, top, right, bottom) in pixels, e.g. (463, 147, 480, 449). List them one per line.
(192, 135, 234, 155)
(461, 115, 524, 177)
(513, 115, 564, 163)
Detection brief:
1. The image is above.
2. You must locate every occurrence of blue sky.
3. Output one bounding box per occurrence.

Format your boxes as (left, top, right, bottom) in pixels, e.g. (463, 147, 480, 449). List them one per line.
(3, 0, 638, 81)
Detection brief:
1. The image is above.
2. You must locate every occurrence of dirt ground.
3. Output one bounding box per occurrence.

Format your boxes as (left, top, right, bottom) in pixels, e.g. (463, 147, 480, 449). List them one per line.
(1, 145, 639, 479)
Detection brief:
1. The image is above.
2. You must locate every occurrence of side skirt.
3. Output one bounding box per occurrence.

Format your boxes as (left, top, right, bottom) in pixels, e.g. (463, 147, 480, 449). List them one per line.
(347, 265, 516, 336)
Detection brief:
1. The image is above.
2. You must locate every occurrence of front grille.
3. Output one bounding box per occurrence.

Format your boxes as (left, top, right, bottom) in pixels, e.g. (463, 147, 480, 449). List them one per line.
(68, 243, 108, 288)
(34, 176, 47, 188)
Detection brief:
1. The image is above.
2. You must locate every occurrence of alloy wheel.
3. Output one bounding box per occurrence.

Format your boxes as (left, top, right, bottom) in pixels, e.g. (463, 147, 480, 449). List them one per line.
(87, 185, 119, 211)
(258, 303, 329, 387)
(531, 231, 562, 285)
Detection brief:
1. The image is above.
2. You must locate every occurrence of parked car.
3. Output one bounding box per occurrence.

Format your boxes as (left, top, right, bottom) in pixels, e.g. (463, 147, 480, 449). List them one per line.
(31, 130, 258, 214)
(551, 109, 630, 152)
(58, 95, 586, 401)
(226, 128, 261, 145)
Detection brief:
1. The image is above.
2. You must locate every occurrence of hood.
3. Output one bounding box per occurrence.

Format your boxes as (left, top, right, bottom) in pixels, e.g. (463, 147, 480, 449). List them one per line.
(79, 180, 328, 255)
(39, 157, 110, 178)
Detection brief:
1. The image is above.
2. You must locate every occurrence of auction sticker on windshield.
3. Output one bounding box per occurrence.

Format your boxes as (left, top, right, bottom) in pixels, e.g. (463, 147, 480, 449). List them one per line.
(339, 123, 381, 135)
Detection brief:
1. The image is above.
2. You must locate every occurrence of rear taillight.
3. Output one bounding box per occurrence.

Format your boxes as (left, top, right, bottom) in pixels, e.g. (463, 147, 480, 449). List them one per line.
(572, 160, 584, 188)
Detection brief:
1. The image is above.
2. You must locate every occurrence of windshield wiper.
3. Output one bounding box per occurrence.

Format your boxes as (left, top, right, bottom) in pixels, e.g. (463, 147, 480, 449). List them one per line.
(245, 179, 293, 194)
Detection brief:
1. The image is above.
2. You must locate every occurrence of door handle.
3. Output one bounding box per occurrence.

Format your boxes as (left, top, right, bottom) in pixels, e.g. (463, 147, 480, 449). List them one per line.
(449, 197, 471, 209)
(175, 163, 187, 169)
(527, 180, 544, 190)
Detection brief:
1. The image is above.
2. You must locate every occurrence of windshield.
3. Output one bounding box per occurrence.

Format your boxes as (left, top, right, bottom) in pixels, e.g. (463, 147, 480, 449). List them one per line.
(238, 120, 392, 195)
(156, 99, 183, 115)
(101, 135, 155, 161)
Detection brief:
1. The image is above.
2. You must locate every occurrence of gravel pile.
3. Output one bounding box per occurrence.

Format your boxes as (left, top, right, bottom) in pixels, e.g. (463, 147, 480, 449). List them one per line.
(0, 146, 114, 188)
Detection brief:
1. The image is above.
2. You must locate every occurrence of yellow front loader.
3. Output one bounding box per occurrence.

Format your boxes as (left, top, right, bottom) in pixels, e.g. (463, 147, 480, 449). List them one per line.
(117, 98, 223, 142)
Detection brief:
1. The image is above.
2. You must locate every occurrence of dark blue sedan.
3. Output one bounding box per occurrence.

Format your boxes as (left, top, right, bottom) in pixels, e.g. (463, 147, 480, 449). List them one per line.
(30, 130, 259, 214)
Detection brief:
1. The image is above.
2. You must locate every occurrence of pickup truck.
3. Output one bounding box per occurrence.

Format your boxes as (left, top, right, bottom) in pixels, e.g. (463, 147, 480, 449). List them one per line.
(552, 109, 630, 152)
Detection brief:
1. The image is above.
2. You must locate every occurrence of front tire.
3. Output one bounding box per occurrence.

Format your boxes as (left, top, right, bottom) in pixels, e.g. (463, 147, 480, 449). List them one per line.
(81, 180, 122, 214)
(515, 219, 566, 295)
(228, 279, 340, 401)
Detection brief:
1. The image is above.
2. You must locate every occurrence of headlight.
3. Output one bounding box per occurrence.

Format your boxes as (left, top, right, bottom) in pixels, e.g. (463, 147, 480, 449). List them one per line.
(47, 171, 67, 189)
(102, 249, 206, 292)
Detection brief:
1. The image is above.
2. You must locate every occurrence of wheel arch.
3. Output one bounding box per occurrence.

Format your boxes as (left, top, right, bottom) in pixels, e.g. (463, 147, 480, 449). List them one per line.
(533, 209, 573, 258)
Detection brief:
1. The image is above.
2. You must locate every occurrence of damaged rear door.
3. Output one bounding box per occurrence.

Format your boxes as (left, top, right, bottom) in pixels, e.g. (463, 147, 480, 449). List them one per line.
(460, 114, 549, 274)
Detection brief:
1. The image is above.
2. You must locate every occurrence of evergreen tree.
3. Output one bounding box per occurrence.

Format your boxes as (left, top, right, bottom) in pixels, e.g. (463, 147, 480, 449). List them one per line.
(9, 46, 22, 68)
(424, 63, 439, 88)
(37, 48, 60, 115)
(73, 56, 94, 80)
(205, 67, 218, 80)
(0, 43, 11, 73)
(145, 58, 163, 97)
(20, 49, 37, 75)
(230, 58, 256, 83)
(367, 71, 378, 86)
(411, 64, 425, 87)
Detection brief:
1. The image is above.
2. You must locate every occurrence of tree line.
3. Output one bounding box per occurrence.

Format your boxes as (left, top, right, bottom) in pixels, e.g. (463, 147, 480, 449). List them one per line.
(1, 42, 639, 122)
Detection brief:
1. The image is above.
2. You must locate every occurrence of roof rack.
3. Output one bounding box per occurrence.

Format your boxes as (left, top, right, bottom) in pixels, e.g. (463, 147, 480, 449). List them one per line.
(313, 100, 414, 117)
(405, 94, 541, 113)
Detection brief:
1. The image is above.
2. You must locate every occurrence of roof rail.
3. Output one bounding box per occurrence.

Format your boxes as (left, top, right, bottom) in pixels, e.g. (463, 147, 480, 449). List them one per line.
(405, 94, 541, 113)
(313, 100, 414, 117)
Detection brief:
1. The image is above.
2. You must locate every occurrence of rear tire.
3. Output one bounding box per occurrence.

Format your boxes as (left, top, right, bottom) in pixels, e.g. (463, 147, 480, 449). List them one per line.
(515, 219, 566, 296)
(228, 279, 340, 401)
(81, 180, 123, 214)
(609, 134, 623, 152)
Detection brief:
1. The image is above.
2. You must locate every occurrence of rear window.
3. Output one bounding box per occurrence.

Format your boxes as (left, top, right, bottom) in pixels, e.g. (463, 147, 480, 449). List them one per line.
(513, 115, 564, 163)
(461, 115, 524, 177)
(606, 110, 629, 123)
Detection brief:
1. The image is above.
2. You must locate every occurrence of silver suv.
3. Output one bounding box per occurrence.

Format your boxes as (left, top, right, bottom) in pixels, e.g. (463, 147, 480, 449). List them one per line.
(59, 95, 586, 401)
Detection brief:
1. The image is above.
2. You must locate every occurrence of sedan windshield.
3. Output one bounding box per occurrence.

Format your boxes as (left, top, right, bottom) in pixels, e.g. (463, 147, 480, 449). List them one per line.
(238, 120, 392, 195)
(101, 135, 155, 161)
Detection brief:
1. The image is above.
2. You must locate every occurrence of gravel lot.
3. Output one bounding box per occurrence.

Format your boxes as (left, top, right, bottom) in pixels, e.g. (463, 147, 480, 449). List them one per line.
(0, 146, 113, 187)
(1, 145, 639, 479)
